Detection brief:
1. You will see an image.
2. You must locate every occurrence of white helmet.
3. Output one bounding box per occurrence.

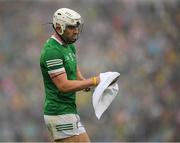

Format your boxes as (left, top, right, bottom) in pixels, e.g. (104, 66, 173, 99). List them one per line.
(53, 8, 83, 35)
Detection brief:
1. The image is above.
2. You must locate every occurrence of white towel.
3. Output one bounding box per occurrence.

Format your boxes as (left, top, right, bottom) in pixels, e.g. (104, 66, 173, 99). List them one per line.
(92, 72, 120, 119)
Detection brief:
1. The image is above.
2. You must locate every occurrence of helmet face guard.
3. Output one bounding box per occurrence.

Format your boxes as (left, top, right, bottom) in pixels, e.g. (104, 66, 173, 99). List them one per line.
(52, 8, 84, 45)
(63, 21, 84, 44)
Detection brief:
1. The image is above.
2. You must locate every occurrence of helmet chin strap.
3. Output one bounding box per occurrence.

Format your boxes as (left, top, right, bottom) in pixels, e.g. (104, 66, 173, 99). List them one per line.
(52, 24, 76, 46)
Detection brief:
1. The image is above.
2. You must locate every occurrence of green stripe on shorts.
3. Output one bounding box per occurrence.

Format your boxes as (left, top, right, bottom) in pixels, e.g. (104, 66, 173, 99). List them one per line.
(56, 123, 73, 131)
(56, 123, 73, 127)
(57, 127, 74, 131)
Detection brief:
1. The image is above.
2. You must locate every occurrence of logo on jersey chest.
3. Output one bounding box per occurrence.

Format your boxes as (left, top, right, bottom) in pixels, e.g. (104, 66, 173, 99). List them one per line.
(64, 53, 75, 62)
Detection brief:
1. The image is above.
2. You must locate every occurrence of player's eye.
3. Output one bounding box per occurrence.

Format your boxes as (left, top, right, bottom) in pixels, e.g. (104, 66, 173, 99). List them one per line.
(67, 25, 77, 29)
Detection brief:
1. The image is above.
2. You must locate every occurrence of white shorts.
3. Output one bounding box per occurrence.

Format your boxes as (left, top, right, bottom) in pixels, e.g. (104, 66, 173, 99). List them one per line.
(44, 114, 86, 140)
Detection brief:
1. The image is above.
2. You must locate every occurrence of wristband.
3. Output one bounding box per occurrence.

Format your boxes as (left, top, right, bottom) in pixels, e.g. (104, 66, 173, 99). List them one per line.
(92, 77, 97, 86)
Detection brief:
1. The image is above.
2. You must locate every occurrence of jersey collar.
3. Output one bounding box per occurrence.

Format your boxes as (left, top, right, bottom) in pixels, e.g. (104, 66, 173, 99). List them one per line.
(51, 35, 63, 45)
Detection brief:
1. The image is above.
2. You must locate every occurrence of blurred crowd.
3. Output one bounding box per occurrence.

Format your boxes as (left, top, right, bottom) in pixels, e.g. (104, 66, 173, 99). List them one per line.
(0, 0, 179, 141)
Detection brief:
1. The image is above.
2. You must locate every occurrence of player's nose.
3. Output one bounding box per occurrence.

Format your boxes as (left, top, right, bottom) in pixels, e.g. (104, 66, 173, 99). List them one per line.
(73, 27, 79, 34)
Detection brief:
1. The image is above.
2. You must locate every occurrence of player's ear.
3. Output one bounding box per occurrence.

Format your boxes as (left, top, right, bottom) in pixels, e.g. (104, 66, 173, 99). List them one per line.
(56, 23, 62, 33)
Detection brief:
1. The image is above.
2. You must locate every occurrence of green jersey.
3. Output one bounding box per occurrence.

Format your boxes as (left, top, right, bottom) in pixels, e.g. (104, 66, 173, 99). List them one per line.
(40, 36, 77, 115)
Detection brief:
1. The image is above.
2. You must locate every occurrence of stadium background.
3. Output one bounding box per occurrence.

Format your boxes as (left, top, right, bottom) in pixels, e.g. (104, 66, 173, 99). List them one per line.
(0, 0, 179, 141)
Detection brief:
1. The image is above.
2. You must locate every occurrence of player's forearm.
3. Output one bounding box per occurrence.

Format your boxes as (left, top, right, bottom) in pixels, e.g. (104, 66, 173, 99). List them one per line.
(57, 78, 94, 93)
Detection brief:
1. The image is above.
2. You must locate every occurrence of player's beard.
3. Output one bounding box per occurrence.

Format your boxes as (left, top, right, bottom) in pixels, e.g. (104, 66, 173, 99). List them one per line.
(62, 34, 79, 44)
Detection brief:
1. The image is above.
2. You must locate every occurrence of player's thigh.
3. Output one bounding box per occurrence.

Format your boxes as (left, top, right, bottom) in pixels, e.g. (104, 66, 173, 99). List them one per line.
(78, 132, 90, 142)
(55, 132, 90, 142)
(55, 135, 78, 142)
